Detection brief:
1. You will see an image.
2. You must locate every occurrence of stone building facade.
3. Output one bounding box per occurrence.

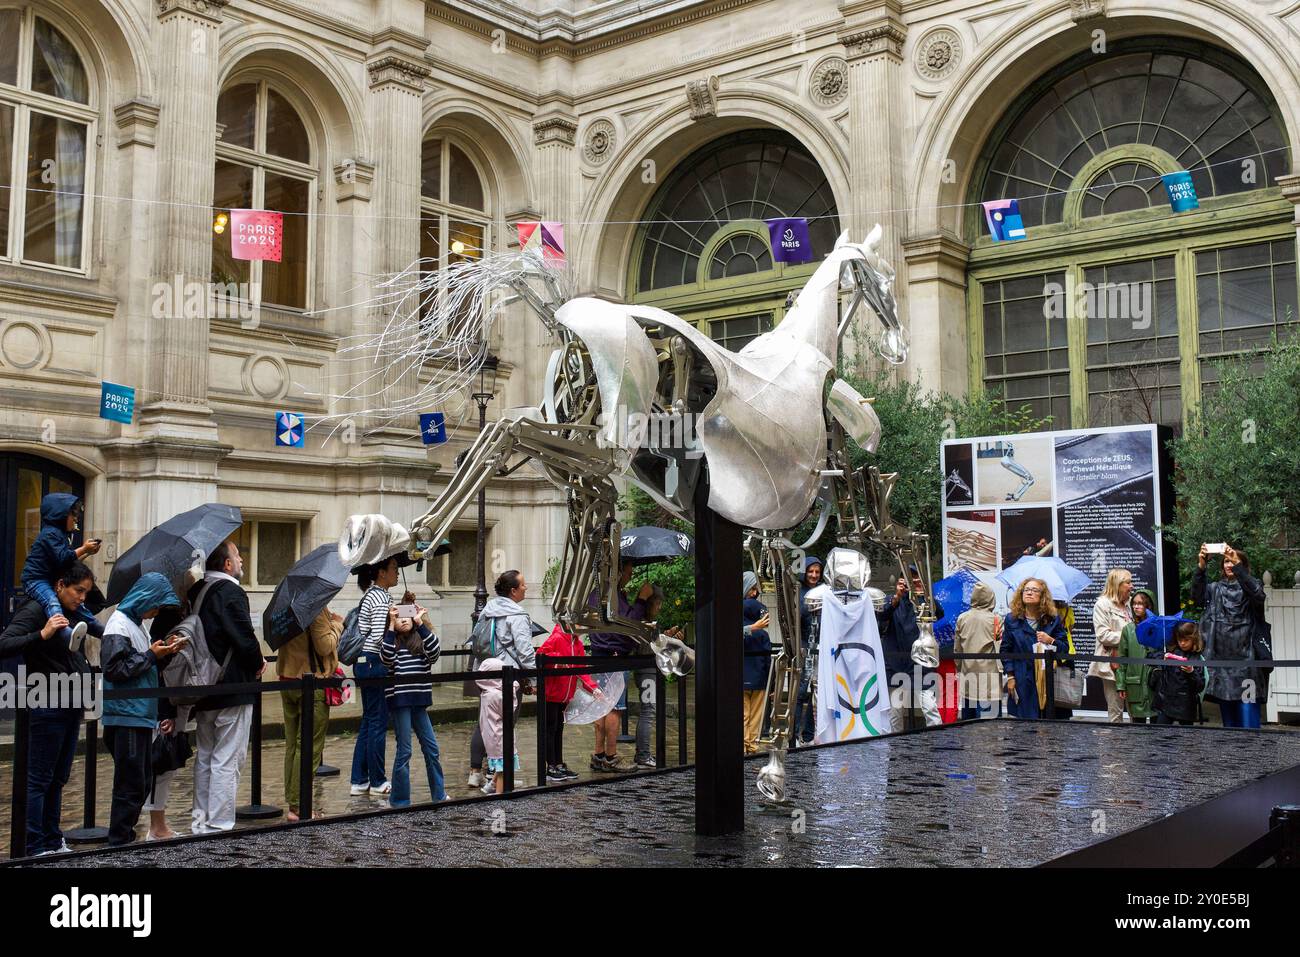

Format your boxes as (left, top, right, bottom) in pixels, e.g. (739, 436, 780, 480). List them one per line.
(0, 0, 1296, 646)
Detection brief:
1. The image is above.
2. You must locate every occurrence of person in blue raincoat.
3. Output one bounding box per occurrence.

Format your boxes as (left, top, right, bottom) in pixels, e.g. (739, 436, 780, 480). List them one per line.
(101, 572, 182, 845)
(1000, 577, 1066, 719)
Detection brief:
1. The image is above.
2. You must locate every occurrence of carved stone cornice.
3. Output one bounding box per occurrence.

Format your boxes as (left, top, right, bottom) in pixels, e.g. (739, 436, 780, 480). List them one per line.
(842, 24, 907, 61)
(1276, 173, 1300, 210)
(114, 99, 161, 149)
(156, 0, 229, 24)
(1070, 0, 1107, 23)
(334, 158, 376, 202)
(533, 116, 578, 147)
(367, 55, 431, 94)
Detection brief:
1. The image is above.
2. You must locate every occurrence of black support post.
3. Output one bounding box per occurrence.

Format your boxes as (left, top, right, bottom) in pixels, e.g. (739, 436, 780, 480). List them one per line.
(693, 467, 744, 836)
(9, 705, 29, 859)
(236, 690, 280, 819)
(502, 665, 515, 794)
(65, 717, 108, 844)
(535, 654, 548, 786)
(677, 673, 688, 767)
(299, 675, 315, 820)
(655, 668, 666, 770)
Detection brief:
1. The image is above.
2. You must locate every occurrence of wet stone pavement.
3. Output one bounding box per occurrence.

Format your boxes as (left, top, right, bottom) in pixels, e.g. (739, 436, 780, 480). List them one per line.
(21, 720, 1300, 867)
(1, 707, 694, 858)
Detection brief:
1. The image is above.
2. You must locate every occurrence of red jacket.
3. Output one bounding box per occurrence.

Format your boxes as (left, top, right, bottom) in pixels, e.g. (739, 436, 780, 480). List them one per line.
(538, 626, 600, 704)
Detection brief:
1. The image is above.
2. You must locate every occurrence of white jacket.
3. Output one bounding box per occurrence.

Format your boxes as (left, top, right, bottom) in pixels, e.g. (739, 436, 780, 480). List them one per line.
(1088, 596, 1131, 680)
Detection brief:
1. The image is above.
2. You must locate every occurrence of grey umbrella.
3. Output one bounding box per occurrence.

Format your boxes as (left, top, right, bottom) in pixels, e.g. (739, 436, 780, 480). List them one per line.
(619, 526, 694, 565)
(262, 544, 352, 650)
(106, 504, 242, 605)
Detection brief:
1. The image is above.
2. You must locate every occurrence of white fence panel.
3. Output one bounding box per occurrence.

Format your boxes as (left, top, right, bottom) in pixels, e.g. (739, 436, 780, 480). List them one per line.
(1265, 586, 1300, 722)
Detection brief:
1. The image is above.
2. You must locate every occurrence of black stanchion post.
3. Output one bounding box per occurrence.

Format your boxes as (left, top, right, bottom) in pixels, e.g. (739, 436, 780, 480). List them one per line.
(299, 675, 315, 820)
(65, 717, 108, 844)
(535, 653, 547, 786)
(1045, 649, 1057, 720)
(501, 665, 515, 793)
(9, 705, 29, 859)
(694, 467, 744, 836)
(677, 670, 687, 767)
(655, 668, 666, 770)
(237, 688, 281, 819)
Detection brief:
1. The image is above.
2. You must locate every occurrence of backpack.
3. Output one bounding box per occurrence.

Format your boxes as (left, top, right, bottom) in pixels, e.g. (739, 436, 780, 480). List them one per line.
(162, 582, 232, 707)
(336, 606, 363, 666)
(469, 616, 499, 664)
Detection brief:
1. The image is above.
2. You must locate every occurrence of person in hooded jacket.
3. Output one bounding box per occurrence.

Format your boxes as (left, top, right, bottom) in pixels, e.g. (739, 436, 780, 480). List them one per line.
(101, 572, 182, 845)
(953, 581, 1002, 719)
(792, 555, 823, 744)
(475, 572, 535, 790)
(742, 571, 772, 753)
(1148, 622, 1207, 726)
(20, 492, 103, 646)
(0, 561, 97, 856)
(1115, 587, 1157, 723)
(878, 565, 946, 729)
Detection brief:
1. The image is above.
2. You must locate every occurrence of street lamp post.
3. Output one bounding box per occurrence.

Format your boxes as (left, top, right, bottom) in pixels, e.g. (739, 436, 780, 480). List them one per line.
(471, 353, 499, 623)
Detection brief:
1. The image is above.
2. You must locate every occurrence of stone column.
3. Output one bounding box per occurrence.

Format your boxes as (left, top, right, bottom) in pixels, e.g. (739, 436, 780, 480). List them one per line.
(1279, 173, 1300, 271)
(141, 0, 227, 437)
(360, 50, 430, 448)
(902, 233, 971, 396)
(840, 3, 909, 378)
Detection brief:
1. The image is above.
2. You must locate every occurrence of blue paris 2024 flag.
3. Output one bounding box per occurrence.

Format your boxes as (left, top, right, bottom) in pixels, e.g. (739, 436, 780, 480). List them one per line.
(275, 411, 304, 447)
(99, 382, 135, 424)
(1162, 171, 1200, 212)
(982, 199, 1026, 242)
(766, 218, 813, 264)
(419, 412, 447, 445)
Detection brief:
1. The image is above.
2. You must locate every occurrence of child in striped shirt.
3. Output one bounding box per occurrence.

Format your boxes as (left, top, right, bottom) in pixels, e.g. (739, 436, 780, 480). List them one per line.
(380, 604, 446, 805)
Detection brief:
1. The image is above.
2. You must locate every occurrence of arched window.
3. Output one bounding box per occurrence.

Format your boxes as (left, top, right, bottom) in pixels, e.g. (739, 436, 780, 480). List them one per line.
(211, 80, 315, 311)
(0, 7, 94, 270)
(968, 40, 1295, 431)
(631, 130, 840, 352)
(419, 133, 490, 333)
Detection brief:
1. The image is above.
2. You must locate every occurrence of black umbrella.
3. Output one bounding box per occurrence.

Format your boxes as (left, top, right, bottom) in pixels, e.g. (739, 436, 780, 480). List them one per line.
(262, 544, 351, 650)
(619, 526, 694, 565)
(106, 504, 242, 605)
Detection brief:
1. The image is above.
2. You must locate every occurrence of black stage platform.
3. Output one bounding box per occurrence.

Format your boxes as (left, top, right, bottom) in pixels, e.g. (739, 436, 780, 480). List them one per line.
(22, 720, 1300, 868)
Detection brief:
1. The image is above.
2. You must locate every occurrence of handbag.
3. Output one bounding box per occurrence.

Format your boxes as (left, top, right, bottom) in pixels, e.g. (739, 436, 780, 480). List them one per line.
(1053, 662, 1085, 707)
(324, 666, 351, 707)
(151, 728, 193, 776)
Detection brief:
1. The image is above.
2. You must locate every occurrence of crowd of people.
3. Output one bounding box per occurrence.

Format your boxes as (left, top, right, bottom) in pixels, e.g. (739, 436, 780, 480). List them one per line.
(0, 489, 1278, 857)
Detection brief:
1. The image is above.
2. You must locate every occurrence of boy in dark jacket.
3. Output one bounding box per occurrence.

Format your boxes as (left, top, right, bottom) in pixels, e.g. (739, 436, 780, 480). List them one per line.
(742, 571, 772, 754)
(21, 493, 103, 646)
(1148, 622, 1207, 726)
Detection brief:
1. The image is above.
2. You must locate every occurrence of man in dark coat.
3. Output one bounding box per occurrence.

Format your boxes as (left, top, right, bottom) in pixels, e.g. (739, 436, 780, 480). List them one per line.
(0, 562, 96, 856)
(187, 540, 265, 834)
(877, 565, 945, 729)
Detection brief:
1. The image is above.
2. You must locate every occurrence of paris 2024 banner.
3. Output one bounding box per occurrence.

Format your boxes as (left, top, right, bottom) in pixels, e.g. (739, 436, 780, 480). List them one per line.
(940, 423, 1172, 657)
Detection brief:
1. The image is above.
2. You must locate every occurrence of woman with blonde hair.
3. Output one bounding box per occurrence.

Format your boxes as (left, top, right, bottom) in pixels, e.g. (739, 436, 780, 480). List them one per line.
(1000, 578, 1066, 719)
(1091, 569, 1133, 723)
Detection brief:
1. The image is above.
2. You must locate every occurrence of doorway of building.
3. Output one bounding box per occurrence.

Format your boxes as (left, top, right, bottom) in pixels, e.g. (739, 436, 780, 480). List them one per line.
(0, 453, 86, 630)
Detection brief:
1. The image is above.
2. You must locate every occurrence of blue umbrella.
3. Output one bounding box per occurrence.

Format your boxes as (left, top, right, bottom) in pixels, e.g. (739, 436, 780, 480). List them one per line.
(995, 555, 1092, 603)
(1136, 613, 1188, 650)
(932, 568, 980, 645)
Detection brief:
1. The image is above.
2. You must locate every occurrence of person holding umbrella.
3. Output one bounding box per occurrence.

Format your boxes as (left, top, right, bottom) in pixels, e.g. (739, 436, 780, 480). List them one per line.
(263, 543, 351, 821)
(350, 556, 401, 797)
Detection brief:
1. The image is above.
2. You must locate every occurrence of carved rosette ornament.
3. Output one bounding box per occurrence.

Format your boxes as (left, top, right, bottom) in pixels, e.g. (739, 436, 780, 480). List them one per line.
(809, 57, 849, 108)
(583, 119, 616, 165)
(915, 27, 962, 82)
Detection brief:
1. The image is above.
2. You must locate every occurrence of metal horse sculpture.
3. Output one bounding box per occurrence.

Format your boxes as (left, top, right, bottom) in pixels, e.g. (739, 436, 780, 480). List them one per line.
(338, 225, 939, 802)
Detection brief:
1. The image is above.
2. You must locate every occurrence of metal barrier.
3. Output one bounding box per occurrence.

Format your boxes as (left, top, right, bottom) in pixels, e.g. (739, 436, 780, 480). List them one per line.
(4, 651, 659, 861)
(5, 645, 1297, 863)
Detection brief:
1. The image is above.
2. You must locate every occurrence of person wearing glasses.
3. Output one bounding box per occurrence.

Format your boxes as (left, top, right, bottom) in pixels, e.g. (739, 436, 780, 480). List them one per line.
(1000, 578, 1066, 719)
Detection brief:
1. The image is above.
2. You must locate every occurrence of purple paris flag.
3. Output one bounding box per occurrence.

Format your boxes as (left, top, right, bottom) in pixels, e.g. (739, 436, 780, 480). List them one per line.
(766, 218, 813, 264)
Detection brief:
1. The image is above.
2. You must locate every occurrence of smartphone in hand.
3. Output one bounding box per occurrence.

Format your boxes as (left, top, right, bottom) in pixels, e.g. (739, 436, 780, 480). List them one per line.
(395, 604, 419, 619)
